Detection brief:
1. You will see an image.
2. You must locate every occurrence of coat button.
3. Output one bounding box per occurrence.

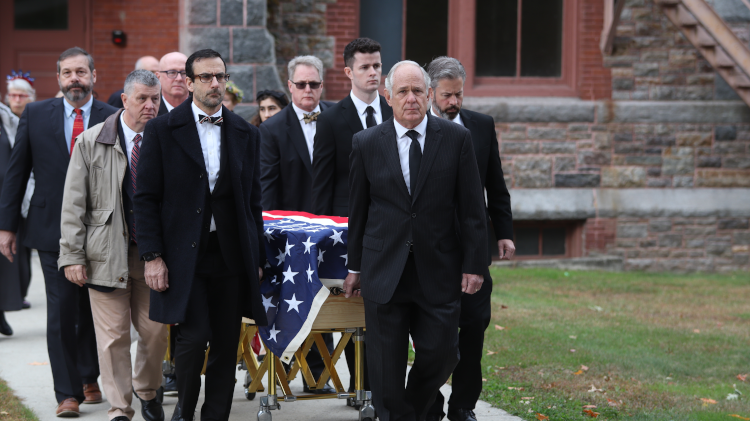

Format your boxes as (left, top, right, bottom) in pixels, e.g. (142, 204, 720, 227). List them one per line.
(197, 208, 202, 214)
(199, 173, 203, 178)
(412, 213, 416, 218)
(118, 277, 125, 282)
(192, 242, 196, 247)
(122, 231, 126, 236)
(130, 209, 134, 214)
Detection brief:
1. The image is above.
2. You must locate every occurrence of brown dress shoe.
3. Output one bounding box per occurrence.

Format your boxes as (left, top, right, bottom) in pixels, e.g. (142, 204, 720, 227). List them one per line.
(56, 398, 80, 417)
(82, 383, 103, 404)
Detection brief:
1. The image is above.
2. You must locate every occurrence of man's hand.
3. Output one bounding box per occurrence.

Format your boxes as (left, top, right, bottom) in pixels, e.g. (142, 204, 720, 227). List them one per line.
(0, 230, 17, 263)
(498, 239, 516, 260)
(461, 273, 484, 294)
(64, 265, 88, 287)
(145, 257, 169, 292)
(259, 267, 264, 283)
(343, 272, 361, 298)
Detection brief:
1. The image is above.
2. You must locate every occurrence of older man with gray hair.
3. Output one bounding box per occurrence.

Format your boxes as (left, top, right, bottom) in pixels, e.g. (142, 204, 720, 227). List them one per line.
(59, 69, 167, 421)
(345, 60, 488, 421)
(424, 56, 515, 421)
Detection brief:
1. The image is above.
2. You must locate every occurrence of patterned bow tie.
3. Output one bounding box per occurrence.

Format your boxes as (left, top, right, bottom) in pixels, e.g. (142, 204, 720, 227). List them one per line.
(303, 112, 320, 124)
(199, 114, 223, 126)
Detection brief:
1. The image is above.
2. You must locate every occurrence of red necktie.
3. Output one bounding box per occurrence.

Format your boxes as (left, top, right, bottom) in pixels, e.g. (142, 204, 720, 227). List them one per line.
(71, 109, 83, 156)
(131, 134, 141, 243)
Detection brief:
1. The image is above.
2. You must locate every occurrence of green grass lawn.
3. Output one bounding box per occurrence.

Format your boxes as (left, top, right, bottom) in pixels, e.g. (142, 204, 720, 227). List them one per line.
(479, 267, 750, 421)
(0, 378, 37, 421)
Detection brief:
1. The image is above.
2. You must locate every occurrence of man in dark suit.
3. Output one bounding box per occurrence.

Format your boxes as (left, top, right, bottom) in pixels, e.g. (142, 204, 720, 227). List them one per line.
(134, 49, 266, 421)
(107, 56, 160, 109)
(424, 57, 515, 421)
(260, 55, 334, 214)
(156, 52, 189, 116)
(0, 47, 118, 417)
(344, 61, 488, 421)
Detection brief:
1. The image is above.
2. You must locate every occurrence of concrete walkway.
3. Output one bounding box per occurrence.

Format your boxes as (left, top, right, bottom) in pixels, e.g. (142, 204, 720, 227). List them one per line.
(0, 252, 521, 421)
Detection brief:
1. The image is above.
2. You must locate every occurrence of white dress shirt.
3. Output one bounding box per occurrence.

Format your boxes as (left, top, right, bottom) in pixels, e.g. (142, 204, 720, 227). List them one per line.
(430, 107, 464, 127)
(63, 96, 93, 151)
(350, 91, 382, 129)
(291, 102, 321, 163)
(191, 102, 222, 231)
(394, 115, 427, 195)
(162, 95, 176, 112)
(119, 112, 144, 165)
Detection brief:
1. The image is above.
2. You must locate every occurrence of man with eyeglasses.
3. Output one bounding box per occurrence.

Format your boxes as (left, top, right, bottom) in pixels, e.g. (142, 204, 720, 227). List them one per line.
(134, 49, 267, 421)
(157, 52, 189, 116)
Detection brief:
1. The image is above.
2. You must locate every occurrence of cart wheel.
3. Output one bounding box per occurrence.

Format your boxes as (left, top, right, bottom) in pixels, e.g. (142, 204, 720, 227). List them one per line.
(244, 371, 256, 400)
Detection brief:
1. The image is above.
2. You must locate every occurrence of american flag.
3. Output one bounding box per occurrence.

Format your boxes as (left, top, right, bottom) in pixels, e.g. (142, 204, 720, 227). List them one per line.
(258, 211, 349, 362)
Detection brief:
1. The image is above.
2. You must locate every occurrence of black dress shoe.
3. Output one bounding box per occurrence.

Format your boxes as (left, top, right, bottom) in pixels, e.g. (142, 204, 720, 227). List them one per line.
(0, 312, 12, 336)
(170, 403, 183, 421)
(133, 388, 165, 421)
(447, 408, 477, 421)
(112, 416, 129, 421)
(302, 380, 336, 394)
(163, 375, 177, 397)
(22, 300, 31, 309)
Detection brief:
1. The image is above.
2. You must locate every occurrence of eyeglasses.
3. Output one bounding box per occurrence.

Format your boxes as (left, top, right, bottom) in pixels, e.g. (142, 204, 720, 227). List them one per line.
(195, 73, 230, 83)
(160, 70, 187, 79)
(289, 80, 322, 90)
(7, 93, 30, 100)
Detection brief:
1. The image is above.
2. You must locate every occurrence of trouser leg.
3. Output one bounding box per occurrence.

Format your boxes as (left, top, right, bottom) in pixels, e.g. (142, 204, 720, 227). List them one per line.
(77, 285, 100, 383)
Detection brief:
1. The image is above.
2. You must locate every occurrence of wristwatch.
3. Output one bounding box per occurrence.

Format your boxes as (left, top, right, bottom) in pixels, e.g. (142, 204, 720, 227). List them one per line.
(141, 252, 162, 262)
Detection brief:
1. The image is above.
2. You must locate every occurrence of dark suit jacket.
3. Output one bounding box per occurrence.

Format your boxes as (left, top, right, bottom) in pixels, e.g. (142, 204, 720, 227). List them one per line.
(312, 95, 392, 217)
(107, 89, 124, 109)
(0, 98, 118, 251)
(347, 115, 488, 305)
(459, 108, 513, 263)
(134, 99, 267, 325)
(158, 95, 169, 116)
(259, 100, 334, 212)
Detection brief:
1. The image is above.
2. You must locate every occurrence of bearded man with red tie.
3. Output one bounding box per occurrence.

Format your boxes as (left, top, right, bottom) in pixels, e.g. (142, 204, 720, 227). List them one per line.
(0, 47, 118, 417)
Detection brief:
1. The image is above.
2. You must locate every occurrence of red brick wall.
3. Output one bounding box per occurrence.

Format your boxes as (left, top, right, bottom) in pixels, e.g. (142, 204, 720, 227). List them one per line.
(324, 0, 359, 100)
(579, 0, 612, 100)
(90, 0, 180, 102)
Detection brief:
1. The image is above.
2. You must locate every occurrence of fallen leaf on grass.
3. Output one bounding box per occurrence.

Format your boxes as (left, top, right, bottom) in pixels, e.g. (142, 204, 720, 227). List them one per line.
(581, 365, 589, 371)
(583, 409, 600, 418)
(501, 305, 508, 309)
(0, 411, 9, 416)
(588, 385, 603, 393)
(583, 405, 597, 409)
(570, 349, 576, 353)
(494, 325, 505, 330)
(521, 397, 534, 400)
(28, 361, 48, 366)
(486, 350, 497, 356)
(700, 398, 717, 405)
(508, 387, 525, 391)
(727, 393, 740, 401)
(569, 335, 577, 339)
(589, 306, 603, 312)
(693, 329, 701, 333)
(607, 398, 619, 407)
(729, 415, 750, 420)
(536, 413, 549, 421)
(482, 378, 487, 382)
(574, 370, 584, 375)
(738, 374, 747, 382)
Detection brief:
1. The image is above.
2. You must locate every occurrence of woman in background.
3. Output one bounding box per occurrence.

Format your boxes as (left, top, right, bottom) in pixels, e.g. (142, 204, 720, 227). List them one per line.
(222, 81, 244, 112)
(249, 90, 289, 127)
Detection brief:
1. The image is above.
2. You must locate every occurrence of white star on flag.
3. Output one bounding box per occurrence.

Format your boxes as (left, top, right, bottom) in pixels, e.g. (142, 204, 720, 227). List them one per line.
(285, 294, 304, 313)
(270, 275, 277, 284)
(275, 249, 285, 266)
(318, 249, 325, 267)
(306, 264, 314, 282)
(264, 229, 275, 242)
(262, 295, 276, 312)
(302, 236, 315, 254)
(264, 260, 271, 269)
(285, 239, 295, 256)
(282, 266, 298, 284)
(340, 253, 348, 266)
(268, 324, 280, 342)
(329, 229, 344, 246)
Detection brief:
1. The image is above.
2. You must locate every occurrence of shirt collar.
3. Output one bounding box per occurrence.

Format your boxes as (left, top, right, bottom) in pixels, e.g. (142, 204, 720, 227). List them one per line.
(119, 111, 143, 143)
(162, 95, 176, 112)
(394, 114, 428, 139)
(291, 102, 321, 122)
(349, 91, 380, 117)
(191, 101, 223, 123)
(63, 95, 94, 118)
(430, 107, 463, 126)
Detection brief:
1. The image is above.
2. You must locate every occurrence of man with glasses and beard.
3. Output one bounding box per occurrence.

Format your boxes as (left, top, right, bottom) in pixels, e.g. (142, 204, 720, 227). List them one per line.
(0, 46, 118, 417)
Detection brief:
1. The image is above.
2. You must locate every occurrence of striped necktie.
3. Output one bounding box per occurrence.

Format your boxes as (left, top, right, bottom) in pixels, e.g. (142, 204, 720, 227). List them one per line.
(130, 134, 141, 243)
(70, 109, 83, 155)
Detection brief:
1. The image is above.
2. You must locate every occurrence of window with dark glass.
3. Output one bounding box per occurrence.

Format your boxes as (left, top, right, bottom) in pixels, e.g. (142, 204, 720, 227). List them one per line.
(513, 223, 573, 258)
(405, 0, 449, 68)
(475, 0, 563, 78)
(14, 0, 68, 30)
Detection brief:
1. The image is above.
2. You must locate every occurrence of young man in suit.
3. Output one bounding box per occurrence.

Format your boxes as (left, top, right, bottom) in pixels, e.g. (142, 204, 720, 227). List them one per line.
(312, 37, 392, 217)
(157, 52, 189, 116)
(0, 47, 118, 417)
(344, 61, 488, 421)
(134, 49, 266, 421)
(260, 55, 334, 214)
(424, 57, 516, 421)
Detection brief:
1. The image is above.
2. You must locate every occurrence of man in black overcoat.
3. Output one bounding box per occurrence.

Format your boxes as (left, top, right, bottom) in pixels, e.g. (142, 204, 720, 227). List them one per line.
(134, 49, 266, 421)
(344, 61, 488, 421)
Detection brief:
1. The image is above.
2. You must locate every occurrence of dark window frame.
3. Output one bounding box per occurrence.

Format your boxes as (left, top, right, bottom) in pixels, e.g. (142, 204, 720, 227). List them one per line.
(510, 220, 584, 260)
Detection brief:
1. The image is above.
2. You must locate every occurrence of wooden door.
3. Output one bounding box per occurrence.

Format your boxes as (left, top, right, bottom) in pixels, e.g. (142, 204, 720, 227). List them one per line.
(0, 0, 90, 101)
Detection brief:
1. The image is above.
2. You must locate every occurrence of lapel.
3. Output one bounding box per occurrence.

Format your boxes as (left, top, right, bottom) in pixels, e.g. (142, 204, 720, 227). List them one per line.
(460, 109, 481, 151)
(89, 100, 108, 127)
(380, 95, 393, 121)
(220, 107, 248, 186)
(378, 118, 411, 202)
(52, 98, 69, 158)
(158, 97, 169, 116)
(285, 105, 312, 174)
(340, 95, 365, 134)
(411, 114, 442, 204)
(168, 100, 207, 172)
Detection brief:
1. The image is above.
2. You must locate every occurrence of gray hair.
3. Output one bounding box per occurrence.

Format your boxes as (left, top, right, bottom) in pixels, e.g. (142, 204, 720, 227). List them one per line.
(287, 55, 324, 81)
(426, 56, 466, 90)
(5, 78, 36, 101)
(384, 60, 431, 96)
(123, 69, 160, 96)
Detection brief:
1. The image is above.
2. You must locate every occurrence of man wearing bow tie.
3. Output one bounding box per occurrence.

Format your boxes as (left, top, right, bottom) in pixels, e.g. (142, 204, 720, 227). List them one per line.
(259, 55, 334, 213)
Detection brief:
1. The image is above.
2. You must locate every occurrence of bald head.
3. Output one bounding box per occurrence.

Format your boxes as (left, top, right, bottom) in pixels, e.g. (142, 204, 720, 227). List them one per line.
(159, 52, 189, 106)
(135, 56, 159, 72)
